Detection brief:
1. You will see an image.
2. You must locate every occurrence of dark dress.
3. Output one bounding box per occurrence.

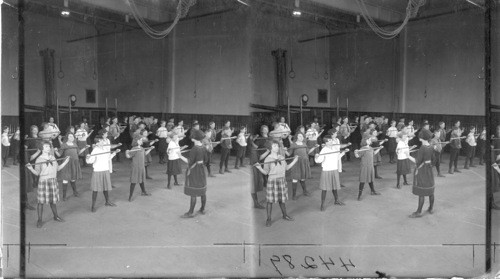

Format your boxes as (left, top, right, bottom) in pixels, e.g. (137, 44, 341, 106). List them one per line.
(288, 142, 311, 180)
(25, 138, 41, 189)
(129, 148, 146, 184)
(412, 145, 435, 196)
(184, 145, 207, 197)
(58, 142, 82, 181)
(250, 142, 264, 193)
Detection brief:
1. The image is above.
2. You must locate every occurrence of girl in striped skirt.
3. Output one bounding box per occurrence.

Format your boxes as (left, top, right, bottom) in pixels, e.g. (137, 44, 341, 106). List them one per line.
(86, 135, 120, 212)
(254, 140, 299, 227)
(26, 141, 70, 228)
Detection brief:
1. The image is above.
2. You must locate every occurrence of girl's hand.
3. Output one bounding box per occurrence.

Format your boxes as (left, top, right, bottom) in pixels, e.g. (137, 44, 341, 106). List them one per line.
(86, 155, 91, 160)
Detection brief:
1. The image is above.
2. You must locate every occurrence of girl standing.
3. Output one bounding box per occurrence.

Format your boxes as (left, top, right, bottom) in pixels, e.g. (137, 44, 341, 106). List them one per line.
(219, 127, 233, 174)
(86, 135, 120, 212)
(386, 120, 398, 164)
(55, 133, 87, 200)
(203, 129, 216, 177)
(180, 130, 207, 218)
(355, 135, 382, 201)
(306, 123, 319, 166)
(234, 126, 248, 169)
(315, 134, 348, 210)
(2, 126, 11, 167)
(409, 129, 434, 218)
(477, 126, 486, 165)
(286, 133, 312, 200)
(25, 141, 70, 228)
(254, 140, 298, 227)
(10, 127, 20, 165)
(396, 132, 413, 189)
(249, 134, 265, 209)
(430, 129, 446, 177)
(167, 134, 185, 188)
(156, 120, 169, 164)
(141, 129, 156, 179)
(126, 134, 152, 201)
(448, 121, 463, 174)
(75, 122, 91, 166)
(464, 126, 477, 169)
(371, 129, 387, 179)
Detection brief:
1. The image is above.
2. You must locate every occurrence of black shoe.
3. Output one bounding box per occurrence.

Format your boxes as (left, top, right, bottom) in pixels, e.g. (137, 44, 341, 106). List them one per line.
(105, 202, 117, 207)
(454, 169, 461, 173)
(254, 203, 265, 209)
(266, 219, 272, 227)
(409, 212, 423, 218)
(371, 191, 381, 195)
(181, 212, 195, 218)
(225, 169, 232, 173)
(141, 192, 151, 196)
(53, 216, 65, 222)
(282, 215, 294, 221)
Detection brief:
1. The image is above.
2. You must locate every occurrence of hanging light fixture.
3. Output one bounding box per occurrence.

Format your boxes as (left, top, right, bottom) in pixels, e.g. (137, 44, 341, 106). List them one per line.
(61, 0, 70, 17)
(292, 0, 301, 17)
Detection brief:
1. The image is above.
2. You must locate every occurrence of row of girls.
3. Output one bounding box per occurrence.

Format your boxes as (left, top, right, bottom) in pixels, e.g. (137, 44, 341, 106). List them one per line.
(249, 115, 492, 227)
(21, 115, 251, 227)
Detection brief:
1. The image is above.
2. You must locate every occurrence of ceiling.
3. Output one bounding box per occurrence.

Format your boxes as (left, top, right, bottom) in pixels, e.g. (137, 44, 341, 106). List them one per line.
(4, 0, 486, 35)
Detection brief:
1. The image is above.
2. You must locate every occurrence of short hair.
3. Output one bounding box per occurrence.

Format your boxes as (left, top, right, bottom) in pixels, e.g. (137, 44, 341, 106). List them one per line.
(323, 134, 332, 143)
(209, 121, 215, 125)
(240, 125, 246, 130)
(64, 132, 75, 142)
(260, 125, 268, 133)
(94, 135, 104, 143)
(37, 140, 52, 151)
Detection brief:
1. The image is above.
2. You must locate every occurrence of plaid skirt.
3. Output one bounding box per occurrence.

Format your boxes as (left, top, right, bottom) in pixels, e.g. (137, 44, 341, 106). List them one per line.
(91, 170, 112, 191)
(266, 177, 288, 203)
(37, 178, 59, 204)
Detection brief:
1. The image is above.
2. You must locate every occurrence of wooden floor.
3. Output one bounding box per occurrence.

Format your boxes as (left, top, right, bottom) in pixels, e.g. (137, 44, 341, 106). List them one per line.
(1, 152, 499, 277)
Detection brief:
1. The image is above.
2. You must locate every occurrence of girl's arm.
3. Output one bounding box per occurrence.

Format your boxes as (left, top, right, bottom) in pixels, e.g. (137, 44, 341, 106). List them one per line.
(374, 146, 383, 155)
(30, 150, 41, 161)
(86, 154, 96, 164)
(54, 148, 61, 157)
(254, 164, 268, 175)
(285, 155, 299, 170)
(259, 149, 270, 161)
(78, 145, 90, 155)
(314, 152, 324, 163)
(408, 155, 416, 163)
(145, 146, 154, 155)
(110, 149, 120, 160)
(25, 164, 39, 176)
(179, 154, 188, 164)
